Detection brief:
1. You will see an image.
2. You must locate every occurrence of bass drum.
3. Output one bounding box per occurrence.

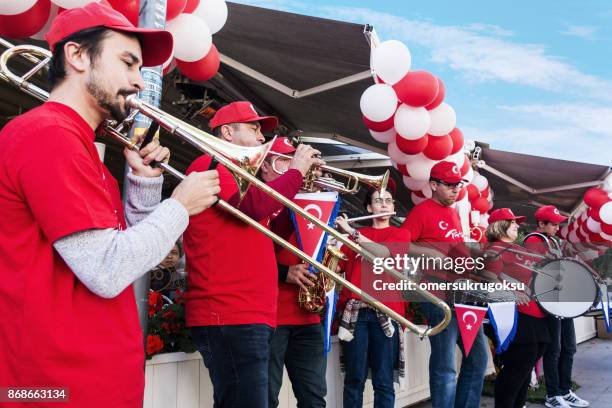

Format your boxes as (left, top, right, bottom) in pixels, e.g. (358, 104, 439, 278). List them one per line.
(532, 258, 599, 318)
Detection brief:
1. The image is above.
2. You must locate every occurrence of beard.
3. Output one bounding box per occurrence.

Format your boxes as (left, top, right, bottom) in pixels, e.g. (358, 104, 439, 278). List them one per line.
(86, 68, 135, 122)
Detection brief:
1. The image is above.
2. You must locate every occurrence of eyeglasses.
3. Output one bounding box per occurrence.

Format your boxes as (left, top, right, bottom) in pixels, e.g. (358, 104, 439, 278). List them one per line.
(433, 179, 464, 189)
(373, 198, 395, 205)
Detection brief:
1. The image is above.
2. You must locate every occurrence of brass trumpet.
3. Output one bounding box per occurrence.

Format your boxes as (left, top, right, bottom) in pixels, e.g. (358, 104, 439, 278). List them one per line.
(0, 41, 452, 338)
(268, 151, 390, 194)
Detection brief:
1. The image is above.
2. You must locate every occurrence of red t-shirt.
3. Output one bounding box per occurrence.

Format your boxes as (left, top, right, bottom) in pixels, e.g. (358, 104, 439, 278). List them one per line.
(0, 102, 144, 407)
(338, 226, 411, 319)
(484, 241, 545, 318)
(275, 232, 321, 326)
(183, 155, 302, 327)
(523, 234, 549, 255)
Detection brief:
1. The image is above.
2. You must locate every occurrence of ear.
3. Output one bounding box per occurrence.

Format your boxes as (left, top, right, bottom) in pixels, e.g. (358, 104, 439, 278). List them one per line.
(63, 41, 89, 74)
(366, 204, 373, 214)
(219, 125, 233, 142)
(429, 180, 437, 192)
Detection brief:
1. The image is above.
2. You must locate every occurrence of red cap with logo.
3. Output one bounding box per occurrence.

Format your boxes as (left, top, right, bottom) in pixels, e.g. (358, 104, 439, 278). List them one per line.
(534, 205, 567, 223)
(45, 2, 173, 67)
(209, 101, 278, 132)
(269, 136, 296, 155)
(488, 208, 526, 224)
(429, 161, 466, 184)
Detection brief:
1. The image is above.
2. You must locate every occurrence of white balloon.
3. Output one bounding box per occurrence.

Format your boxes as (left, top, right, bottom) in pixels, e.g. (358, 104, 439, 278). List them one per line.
(421, 184, 433, 199)
(0, 0, 37, 15)
(360, 84, 397, 122)
(601, 231, 612, 242)
(387, 143, 409, 165)
(599, 202, 612, 225)
(394, 104, 430, 140)
(403, 176, 428, 192)
(369, 128, 396, 144)
(568, 230, 579, 243)
(192, 0, 228, 34)
(404, 153, 437, 180)
(457, 196, 471, 215)
(472, 173, 489, 192)
(446, 150, 465, 167)
(51, 0, 99, 8)
(463, 166, 474, 184)
(479, 213, 489, 227)
(411, 193, 427, 206)
(31, 4, 58, 40)
(371, 40, 411, 85)
(166, 14, 212, 62)
(428, 103, 456, 136)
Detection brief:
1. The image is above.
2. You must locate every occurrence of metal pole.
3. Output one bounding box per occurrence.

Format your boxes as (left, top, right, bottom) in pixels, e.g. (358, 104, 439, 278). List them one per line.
(122, 0, 168, 344)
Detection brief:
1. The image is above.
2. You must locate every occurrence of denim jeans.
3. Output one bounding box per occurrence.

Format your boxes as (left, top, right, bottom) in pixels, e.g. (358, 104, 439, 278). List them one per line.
(420, 302, 488, 408)
(543, 317, 576, 396)
(191, 324, 273, 408)
(341, 308, 399, 408)
(268, 323, 327, 408)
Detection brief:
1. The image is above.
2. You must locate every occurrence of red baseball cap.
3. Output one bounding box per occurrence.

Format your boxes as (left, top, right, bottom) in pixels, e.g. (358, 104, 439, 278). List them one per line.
(534, 205, 567, 223)
(429, 161, 466, 184)
(488, 208, 526, 224)
(269, 136, 296, 155)
(209, 101, 278, 132)
(45, 2, 173, 67)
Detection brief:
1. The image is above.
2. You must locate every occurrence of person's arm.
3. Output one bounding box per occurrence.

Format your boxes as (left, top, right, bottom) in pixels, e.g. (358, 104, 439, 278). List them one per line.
(124, 172, 164, 227)
(54, 199, 188, 299)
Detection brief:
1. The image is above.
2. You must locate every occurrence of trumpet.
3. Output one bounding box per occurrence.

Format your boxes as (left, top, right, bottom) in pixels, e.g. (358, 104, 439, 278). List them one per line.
(0, 41, 452, 338)
(268, 151, 390, 195)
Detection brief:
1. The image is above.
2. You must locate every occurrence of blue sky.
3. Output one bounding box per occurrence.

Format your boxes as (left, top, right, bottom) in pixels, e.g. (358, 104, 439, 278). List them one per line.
(232, 0, 612, 166)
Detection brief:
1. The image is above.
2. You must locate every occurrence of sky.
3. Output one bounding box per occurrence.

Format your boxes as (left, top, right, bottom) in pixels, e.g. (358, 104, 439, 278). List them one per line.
(232, 0, 612, 166)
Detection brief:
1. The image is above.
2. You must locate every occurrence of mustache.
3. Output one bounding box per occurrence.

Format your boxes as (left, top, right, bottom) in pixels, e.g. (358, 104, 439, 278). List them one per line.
(117, 88, 138, 97)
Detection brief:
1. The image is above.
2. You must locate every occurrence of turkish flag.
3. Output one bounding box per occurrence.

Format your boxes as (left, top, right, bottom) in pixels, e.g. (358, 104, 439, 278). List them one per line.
(292, 192, 340, 261)
(454, 304, 488, 356)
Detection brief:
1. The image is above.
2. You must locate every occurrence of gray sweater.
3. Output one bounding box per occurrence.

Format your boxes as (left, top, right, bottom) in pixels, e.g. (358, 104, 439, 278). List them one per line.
(53, 172, 188, 298)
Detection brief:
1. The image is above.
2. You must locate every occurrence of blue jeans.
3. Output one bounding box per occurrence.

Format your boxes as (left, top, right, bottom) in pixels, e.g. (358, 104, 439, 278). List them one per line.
(341, 308, 399, 408)
(191, 324, 273, 408)
(543, 317, 576, 396)
(268, 323, 327, 408)
(420, 302, 488, 408)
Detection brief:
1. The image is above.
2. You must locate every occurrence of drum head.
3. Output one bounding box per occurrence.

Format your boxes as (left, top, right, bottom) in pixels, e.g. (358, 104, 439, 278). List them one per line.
(532, 259, 598, 318)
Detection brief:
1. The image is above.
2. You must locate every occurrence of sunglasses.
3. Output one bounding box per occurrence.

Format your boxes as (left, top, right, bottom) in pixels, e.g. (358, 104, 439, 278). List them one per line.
(433, 179, 464, 189)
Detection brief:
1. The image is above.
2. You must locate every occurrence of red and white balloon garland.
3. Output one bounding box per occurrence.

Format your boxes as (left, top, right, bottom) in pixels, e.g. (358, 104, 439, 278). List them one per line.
(0, 0, 226, 82)
(559, 184, 612, 245)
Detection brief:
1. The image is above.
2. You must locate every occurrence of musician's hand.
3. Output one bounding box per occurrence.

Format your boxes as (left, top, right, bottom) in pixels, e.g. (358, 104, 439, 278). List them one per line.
(124, 137, 171, 178)
(286, 263, 316, 291)
(335, 214, 353, 234)
(514, 291, 531, 306)
(289, 144, 325, 177)
(171, 170, 220, 215)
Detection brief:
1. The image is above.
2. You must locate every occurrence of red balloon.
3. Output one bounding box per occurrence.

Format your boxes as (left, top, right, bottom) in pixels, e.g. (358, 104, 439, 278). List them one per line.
(602, 223, 612, 235)
(449, 128, 464, 154)
(584, 188, 610, 209)
(392, 70, 439, 108)
(456, 187, 467, 201)
(176, 44, 220, 81)
(589, 232, 606, 243)
(363, 115, 394, 132)
(396, 163, 410, 177)
(473, 196, 490, 213)
(166, 0, 187, 21)
(107, 0, 139, 26)
(396, 134, 428, 155)
(480, 186, 490, 199)
(413, 190, 426, 198)
(467, 184, 480, 202)
(423, 134, 452, 160)
(425, 77, 445, 110)
(163, 58, 176, 75)
(183, 0, 200, 13)
(460, 154, 470, 175)
(0, 0, 51, 39)
(588, 207, 602, 222)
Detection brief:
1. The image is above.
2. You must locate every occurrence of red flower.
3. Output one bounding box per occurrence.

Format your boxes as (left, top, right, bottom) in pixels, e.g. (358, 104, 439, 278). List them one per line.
(146, 334, 164, 356)
(162, 309, 177, 320)
(174, 290, 186, 304)
(148, 291, 163, 317)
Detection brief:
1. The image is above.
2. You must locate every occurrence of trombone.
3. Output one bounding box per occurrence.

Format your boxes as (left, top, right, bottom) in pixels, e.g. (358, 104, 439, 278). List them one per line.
(0, 41, 451, 338)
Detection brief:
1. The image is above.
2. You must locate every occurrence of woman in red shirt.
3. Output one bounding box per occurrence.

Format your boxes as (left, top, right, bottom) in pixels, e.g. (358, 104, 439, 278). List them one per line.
(483, 208, 550, 408)
(335, 186, 410, 408)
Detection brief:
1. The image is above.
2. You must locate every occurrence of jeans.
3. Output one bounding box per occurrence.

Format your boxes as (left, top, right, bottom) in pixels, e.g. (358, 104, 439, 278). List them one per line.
(543, 317, 576, 396)
(341, 308, 399, 408)
(420, 302, 488, 408)
(268, 323, 327, 408)
(191, 324, 273, 408)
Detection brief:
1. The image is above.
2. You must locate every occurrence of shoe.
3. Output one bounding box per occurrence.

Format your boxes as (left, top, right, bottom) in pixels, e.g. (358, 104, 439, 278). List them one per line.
(545, 396, 571, 408)
(563, 391, 589, 407)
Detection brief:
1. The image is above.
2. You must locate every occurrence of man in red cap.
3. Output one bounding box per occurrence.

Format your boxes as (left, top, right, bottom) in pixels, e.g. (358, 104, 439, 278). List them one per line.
(258, 137, 327, 408)
(0, 3, 221, 407)
(401, 160, 488, 408)
(184, 109, 324, 407)
(525, 206, 588, 408)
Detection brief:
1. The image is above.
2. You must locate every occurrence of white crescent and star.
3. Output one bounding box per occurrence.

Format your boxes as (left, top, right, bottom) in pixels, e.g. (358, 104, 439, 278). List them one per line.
(303, 204, 323, 230)
(462, 310, 478, 330)
(439, 221, 449, 230)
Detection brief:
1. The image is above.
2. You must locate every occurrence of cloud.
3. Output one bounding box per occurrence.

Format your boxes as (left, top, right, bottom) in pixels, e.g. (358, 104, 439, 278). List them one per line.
(560, 25, 597, 40)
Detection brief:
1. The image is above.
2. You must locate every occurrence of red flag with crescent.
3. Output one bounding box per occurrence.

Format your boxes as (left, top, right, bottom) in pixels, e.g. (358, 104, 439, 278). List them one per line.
(454, 304, 488, 356)
(291, 191, 340, 259)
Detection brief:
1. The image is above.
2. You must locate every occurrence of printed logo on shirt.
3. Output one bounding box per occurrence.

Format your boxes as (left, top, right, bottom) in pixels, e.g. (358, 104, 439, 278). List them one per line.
(438, 220, 463, 240)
